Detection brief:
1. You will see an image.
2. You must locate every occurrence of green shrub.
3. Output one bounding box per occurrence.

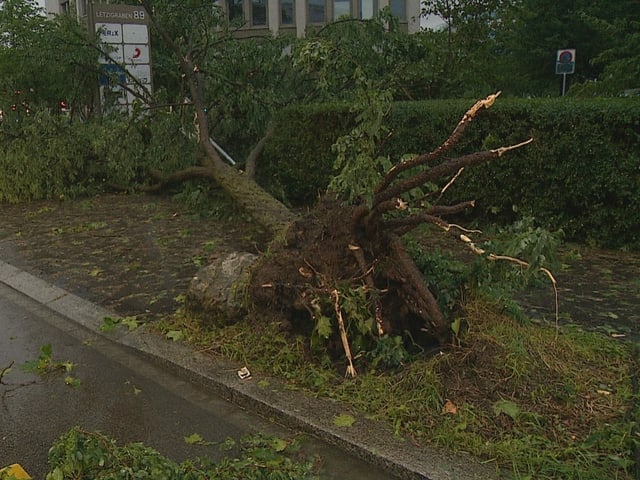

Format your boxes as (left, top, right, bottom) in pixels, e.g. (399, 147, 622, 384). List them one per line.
(258, 103, 354, 206)
(0, 110, 90, 201)
(0, 110, 198, 202)
(261, 98, 640, 249)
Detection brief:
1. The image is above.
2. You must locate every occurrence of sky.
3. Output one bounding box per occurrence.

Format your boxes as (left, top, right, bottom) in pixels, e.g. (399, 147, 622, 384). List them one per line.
(422, 14, 446, 30)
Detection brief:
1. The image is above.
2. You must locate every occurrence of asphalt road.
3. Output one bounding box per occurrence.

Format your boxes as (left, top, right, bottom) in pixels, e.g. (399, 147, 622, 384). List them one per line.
(0, 283, 397, 479)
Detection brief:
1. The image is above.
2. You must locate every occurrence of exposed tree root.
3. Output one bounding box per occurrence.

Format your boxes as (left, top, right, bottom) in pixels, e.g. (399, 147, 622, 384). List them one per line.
(249, 93, 535, 358)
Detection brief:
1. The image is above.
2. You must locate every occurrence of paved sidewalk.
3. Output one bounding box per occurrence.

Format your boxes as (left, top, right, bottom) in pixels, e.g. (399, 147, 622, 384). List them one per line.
(0, 258, 505, 480)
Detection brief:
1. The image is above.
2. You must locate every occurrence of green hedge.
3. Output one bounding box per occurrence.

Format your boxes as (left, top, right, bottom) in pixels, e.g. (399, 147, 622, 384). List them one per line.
(0, 110, 198, 202)
(258, 102, 355, 206)
(260, 98, 640, 249)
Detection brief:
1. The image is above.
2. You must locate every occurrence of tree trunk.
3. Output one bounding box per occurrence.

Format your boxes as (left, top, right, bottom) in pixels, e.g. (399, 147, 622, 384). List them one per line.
(144, 6, 297, 236)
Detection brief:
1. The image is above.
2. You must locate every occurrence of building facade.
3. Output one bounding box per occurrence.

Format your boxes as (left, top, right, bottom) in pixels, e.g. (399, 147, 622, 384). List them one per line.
(40, 0, 421, 35)
(222, 0, 420, 37)
(42, 0, 88, 18)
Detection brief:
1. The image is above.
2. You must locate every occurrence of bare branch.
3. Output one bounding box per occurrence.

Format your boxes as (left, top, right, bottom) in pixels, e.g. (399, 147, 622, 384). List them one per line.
(464, 234, 558, 329)
(437, 167, 464, 201)
(142, 0, 226, 170)
(244, 122, 274, 179)
(386, 233, 449, 343)
(381, 201, 475, 236)
(374, 91, 502, 195)
(331, 289, 357, 378)
(370, 136, 532, 225)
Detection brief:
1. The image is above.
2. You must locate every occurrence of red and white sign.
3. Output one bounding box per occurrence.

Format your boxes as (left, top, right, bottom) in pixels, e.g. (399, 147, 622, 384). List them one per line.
(557, 49, 575, 63)
(124, 44, 149, 64)
(556, 48, 576, 75)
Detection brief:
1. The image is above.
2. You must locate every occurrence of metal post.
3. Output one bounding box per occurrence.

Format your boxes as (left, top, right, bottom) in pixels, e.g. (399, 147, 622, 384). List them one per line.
(562, 73, 567, 96)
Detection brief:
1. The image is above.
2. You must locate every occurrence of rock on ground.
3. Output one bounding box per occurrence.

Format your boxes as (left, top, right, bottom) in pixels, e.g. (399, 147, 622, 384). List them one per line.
(187, 251, 258, 324)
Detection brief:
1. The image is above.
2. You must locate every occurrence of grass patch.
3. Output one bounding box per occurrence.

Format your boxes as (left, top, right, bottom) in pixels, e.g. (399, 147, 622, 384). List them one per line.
(46, 427, 319, 480)
(156, 295, 639, 479)
(429, 299, 636, 478)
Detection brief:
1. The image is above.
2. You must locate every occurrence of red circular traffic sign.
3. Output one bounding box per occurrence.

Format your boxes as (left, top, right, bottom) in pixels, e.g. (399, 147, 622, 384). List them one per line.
(558, 50, 574, 63)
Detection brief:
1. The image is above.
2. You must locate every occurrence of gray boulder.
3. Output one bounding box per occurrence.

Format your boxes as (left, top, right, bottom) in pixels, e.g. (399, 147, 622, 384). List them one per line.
(186, 251, 258, 325)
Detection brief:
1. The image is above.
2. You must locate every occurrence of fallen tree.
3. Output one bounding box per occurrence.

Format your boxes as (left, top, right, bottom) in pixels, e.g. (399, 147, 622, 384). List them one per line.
(248, 93, 533, 376)
(178, 88, 534, 375)
(141, 2, 534, 375)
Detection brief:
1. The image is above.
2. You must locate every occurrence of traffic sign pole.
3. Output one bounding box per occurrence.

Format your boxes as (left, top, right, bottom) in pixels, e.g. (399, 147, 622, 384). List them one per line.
(555, 49, 575, 96)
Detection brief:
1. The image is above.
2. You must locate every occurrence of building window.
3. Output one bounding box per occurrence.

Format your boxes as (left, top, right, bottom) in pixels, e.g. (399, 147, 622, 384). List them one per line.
(77, 0, 88, 17)
(333, 0, 350, 19)
(252, 0, 267, 25)
(281, 0, 294, 24)
(308, 0, 325, 23)
(359, 0, 376, 19)
(390, 0, 405, 20)
(228, 0, 244, 23)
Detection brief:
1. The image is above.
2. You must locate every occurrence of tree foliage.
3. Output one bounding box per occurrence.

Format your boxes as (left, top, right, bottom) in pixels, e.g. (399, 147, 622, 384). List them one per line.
(0, 0, 98, 116)
(421, 0, 640, 97)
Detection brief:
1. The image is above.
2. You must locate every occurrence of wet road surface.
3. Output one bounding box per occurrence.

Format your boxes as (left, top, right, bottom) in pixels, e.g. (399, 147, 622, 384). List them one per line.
(0, 283, 397, 479)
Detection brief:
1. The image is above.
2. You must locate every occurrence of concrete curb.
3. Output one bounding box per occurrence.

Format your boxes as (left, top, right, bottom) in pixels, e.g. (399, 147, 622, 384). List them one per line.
(0, 259, 505, 480)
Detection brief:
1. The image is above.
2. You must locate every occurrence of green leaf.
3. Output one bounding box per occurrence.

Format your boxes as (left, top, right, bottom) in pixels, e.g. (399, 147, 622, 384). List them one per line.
(183, 433, 212, 446)
(88, 267, 103, 277)
(493, 399, 520, 420)
(20, 360, 39, 374)
(451, 317, 462, 336)
(166, 330, 185, 342)
(333, 413, 356, 427)
(121, 316, 139, 331)
(20, 343, 55, 375)
(41, 343, 53, 358)
(100, 316, 120, 332)
(61, 361, 75, 372)
(270, 437, 288, 452)
(64, 376, 81, 387)
(46, 467, 64, 480)
(315, 316, 332, 339)
(219, 437, 236, 451)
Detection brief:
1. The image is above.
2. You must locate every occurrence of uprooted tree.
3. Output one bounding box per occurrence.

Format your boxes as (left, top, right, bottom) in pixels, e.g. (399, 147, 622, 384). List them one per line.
(135, 2, 539, 375)
(247, 94, 534, 375)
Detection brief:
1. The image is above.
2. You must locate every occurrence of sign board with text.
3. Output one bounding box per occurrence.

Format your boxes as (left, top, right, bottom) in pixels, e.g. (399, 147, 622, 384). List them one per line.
(555, 49, 575, 75)
(91, 4, 153, 114)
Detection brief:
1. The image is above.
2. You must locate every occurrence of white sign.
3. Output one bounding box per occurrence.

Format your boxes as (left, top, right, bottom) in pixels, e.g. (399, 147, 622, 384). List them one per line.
(126, 64, 152, 85)
(123, 24, 149, 44)
(123, 44, 149, 64)
(96, 23, 122, 43)
(92, 4, 153, 114)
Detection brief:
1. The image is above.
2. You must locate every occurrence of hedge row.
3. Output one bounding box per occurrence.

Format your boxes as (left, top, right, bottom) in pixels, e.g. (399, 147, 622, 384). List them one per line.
(260, 98, 640, 249)
(0, 110, 198, 202)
